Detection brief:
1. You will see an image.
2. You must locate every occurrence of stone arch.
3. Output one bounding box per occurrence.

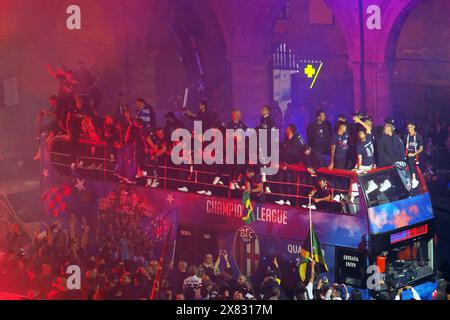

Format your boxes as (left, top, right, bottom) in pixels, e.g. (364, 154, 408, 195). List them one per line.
(119, 0, 230, 118)
(322, 0, 423, 122)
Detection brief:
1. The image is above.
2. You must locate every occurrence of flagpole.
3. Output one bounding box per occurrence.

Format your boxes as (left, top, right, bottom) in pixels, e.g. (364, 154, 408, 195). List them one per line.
(309, 196, 314, 261)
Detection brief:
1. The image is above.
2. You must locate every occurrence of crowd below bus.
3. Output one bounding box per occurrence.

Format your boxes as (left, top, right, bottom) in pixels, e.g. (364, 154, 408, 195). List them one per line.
(2, 217, 449, 300)
(33, 61, 443, 210)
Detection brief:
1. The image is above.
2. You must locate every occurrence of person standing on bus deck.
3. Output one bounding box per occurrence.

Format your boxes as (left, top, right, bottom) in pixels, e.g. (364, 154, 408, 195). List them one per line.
(329, 121, 350, 196)
(135, 98, 156, 137)
(275, 124, 304, 207)
(353, 115, 375, 173)
(184, 100, 213, 130)
(354, 130, 375, 170)
(226, 109, 248, 190)
(307, 110, 332, 166)
(354, 124, 378, 194)
(376, 117, 400, 167)
(329, 122, 350, 170)
(404, 121, 424, 189)
(376, 117, 407, 192)
(258, 105, 277, 194)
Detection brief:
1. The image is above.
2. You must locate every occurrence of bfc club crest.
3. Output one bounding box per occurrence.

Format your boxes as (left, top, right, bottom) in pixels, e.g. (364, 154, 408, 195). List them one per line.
(233, 226, 261, 277)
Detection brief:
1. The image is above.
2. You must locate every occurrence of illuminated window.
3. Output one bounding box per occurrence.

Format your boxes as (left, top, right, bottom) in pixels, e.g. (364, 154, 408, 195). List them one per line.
(273, 42, 299, 71)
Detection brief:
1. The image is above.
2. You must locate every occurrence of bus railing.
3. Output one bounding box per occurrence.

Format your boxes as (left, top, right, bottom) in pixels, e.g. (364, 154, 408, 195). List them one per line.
(48, 142, 360, 214)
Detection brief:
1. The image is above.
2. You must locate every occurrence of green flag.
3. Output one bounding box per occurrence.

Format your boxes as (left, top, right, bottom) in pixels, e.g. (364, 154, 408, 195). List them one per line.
(241, 191, 255, 225)
(299, 224, 329, 281)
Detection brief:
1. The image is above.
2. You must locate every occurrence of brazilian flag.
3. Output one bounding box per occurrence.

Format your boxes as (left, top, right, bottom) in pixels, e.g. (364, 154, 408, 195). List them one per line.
(241, 191, 255, 225)
(299, 224, 329, 281)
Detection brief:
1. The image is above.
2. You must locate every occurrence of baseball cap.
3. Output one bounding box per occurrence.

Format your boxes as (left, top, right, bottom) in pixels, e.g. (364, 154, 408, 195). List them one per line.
(364, 115, 373, 122)
(384, 116, 396, 129)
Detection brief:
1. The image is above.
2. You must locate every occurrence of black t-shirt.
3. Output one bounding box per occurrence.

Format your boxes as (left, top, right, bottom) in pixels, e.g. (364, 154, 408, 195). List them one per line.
(356, 134, 375, 167)
(259, 115, 276, 130)
(332, 132, 349, 159)
(315, 185, 331, 199)
(307, 121, 332, 154)
(302, 151, 322, 169)
(376, 133, 398, 167)
(404, 132, 423, 154)
(196, 110, 213, 130)
(281, 134, 303, 164)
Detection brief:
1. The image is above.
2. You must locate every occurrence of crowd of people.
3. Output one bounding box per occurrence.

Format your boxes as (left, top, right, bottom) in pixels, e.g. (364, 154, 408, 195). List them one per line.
(34, 61, 447, 211)
(0, 185, 167, 299)
(2, 216, 449, 301)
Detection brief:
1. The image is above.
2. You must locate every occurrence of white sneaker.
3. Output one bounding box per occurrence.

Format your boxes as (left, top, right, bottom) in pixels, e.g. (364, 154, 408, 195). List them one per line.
(333, 194, 341, 202)
(145, 178, 153, 188)
(411, 179, 419, 189)
(367, 180, 378, 194)
(275, 200, 285, 205)
(379, 179, 392, 192)
(229, 182, 235, 190)
(197, 190, 206, 195)
(301, 204, 317, 210)
(150, 179, 159, 188)
(285, 200, 291, 206)
(205, 191, 212, 196)
(265, 186, 272, 194)
(177, 186, 188, 192)
(213, 176, 221, 185)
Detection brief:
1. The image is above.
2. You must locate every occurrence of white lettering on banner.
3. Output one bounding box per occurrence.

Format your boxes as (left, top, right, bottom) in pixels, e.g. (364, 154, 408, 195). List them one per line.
(287, 244, 302, 254)
(256, 207, 288, 225)
(205, 200, 288, 225)
(343, 255, 359, 268)
(206, 199, 243, 218)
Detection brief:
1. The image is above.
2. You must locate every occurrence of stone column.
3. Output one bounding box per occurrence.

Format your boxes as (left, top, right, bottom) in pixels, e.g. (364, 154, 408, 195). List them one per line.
(350, 60, 394, 124)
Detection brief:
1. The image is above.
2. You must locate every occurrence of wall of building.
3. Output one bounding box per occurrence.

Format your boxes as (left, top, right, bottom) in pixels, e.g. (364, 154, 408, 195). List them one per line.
(393, 0, 450, 120)
(1, 0, 448, 161)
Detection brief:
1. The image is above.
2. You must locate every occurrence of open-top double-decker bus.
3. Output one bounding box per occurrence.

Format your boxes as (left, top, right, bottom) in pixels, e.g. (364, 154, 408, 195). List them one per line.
(41, 140, 437, 299)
